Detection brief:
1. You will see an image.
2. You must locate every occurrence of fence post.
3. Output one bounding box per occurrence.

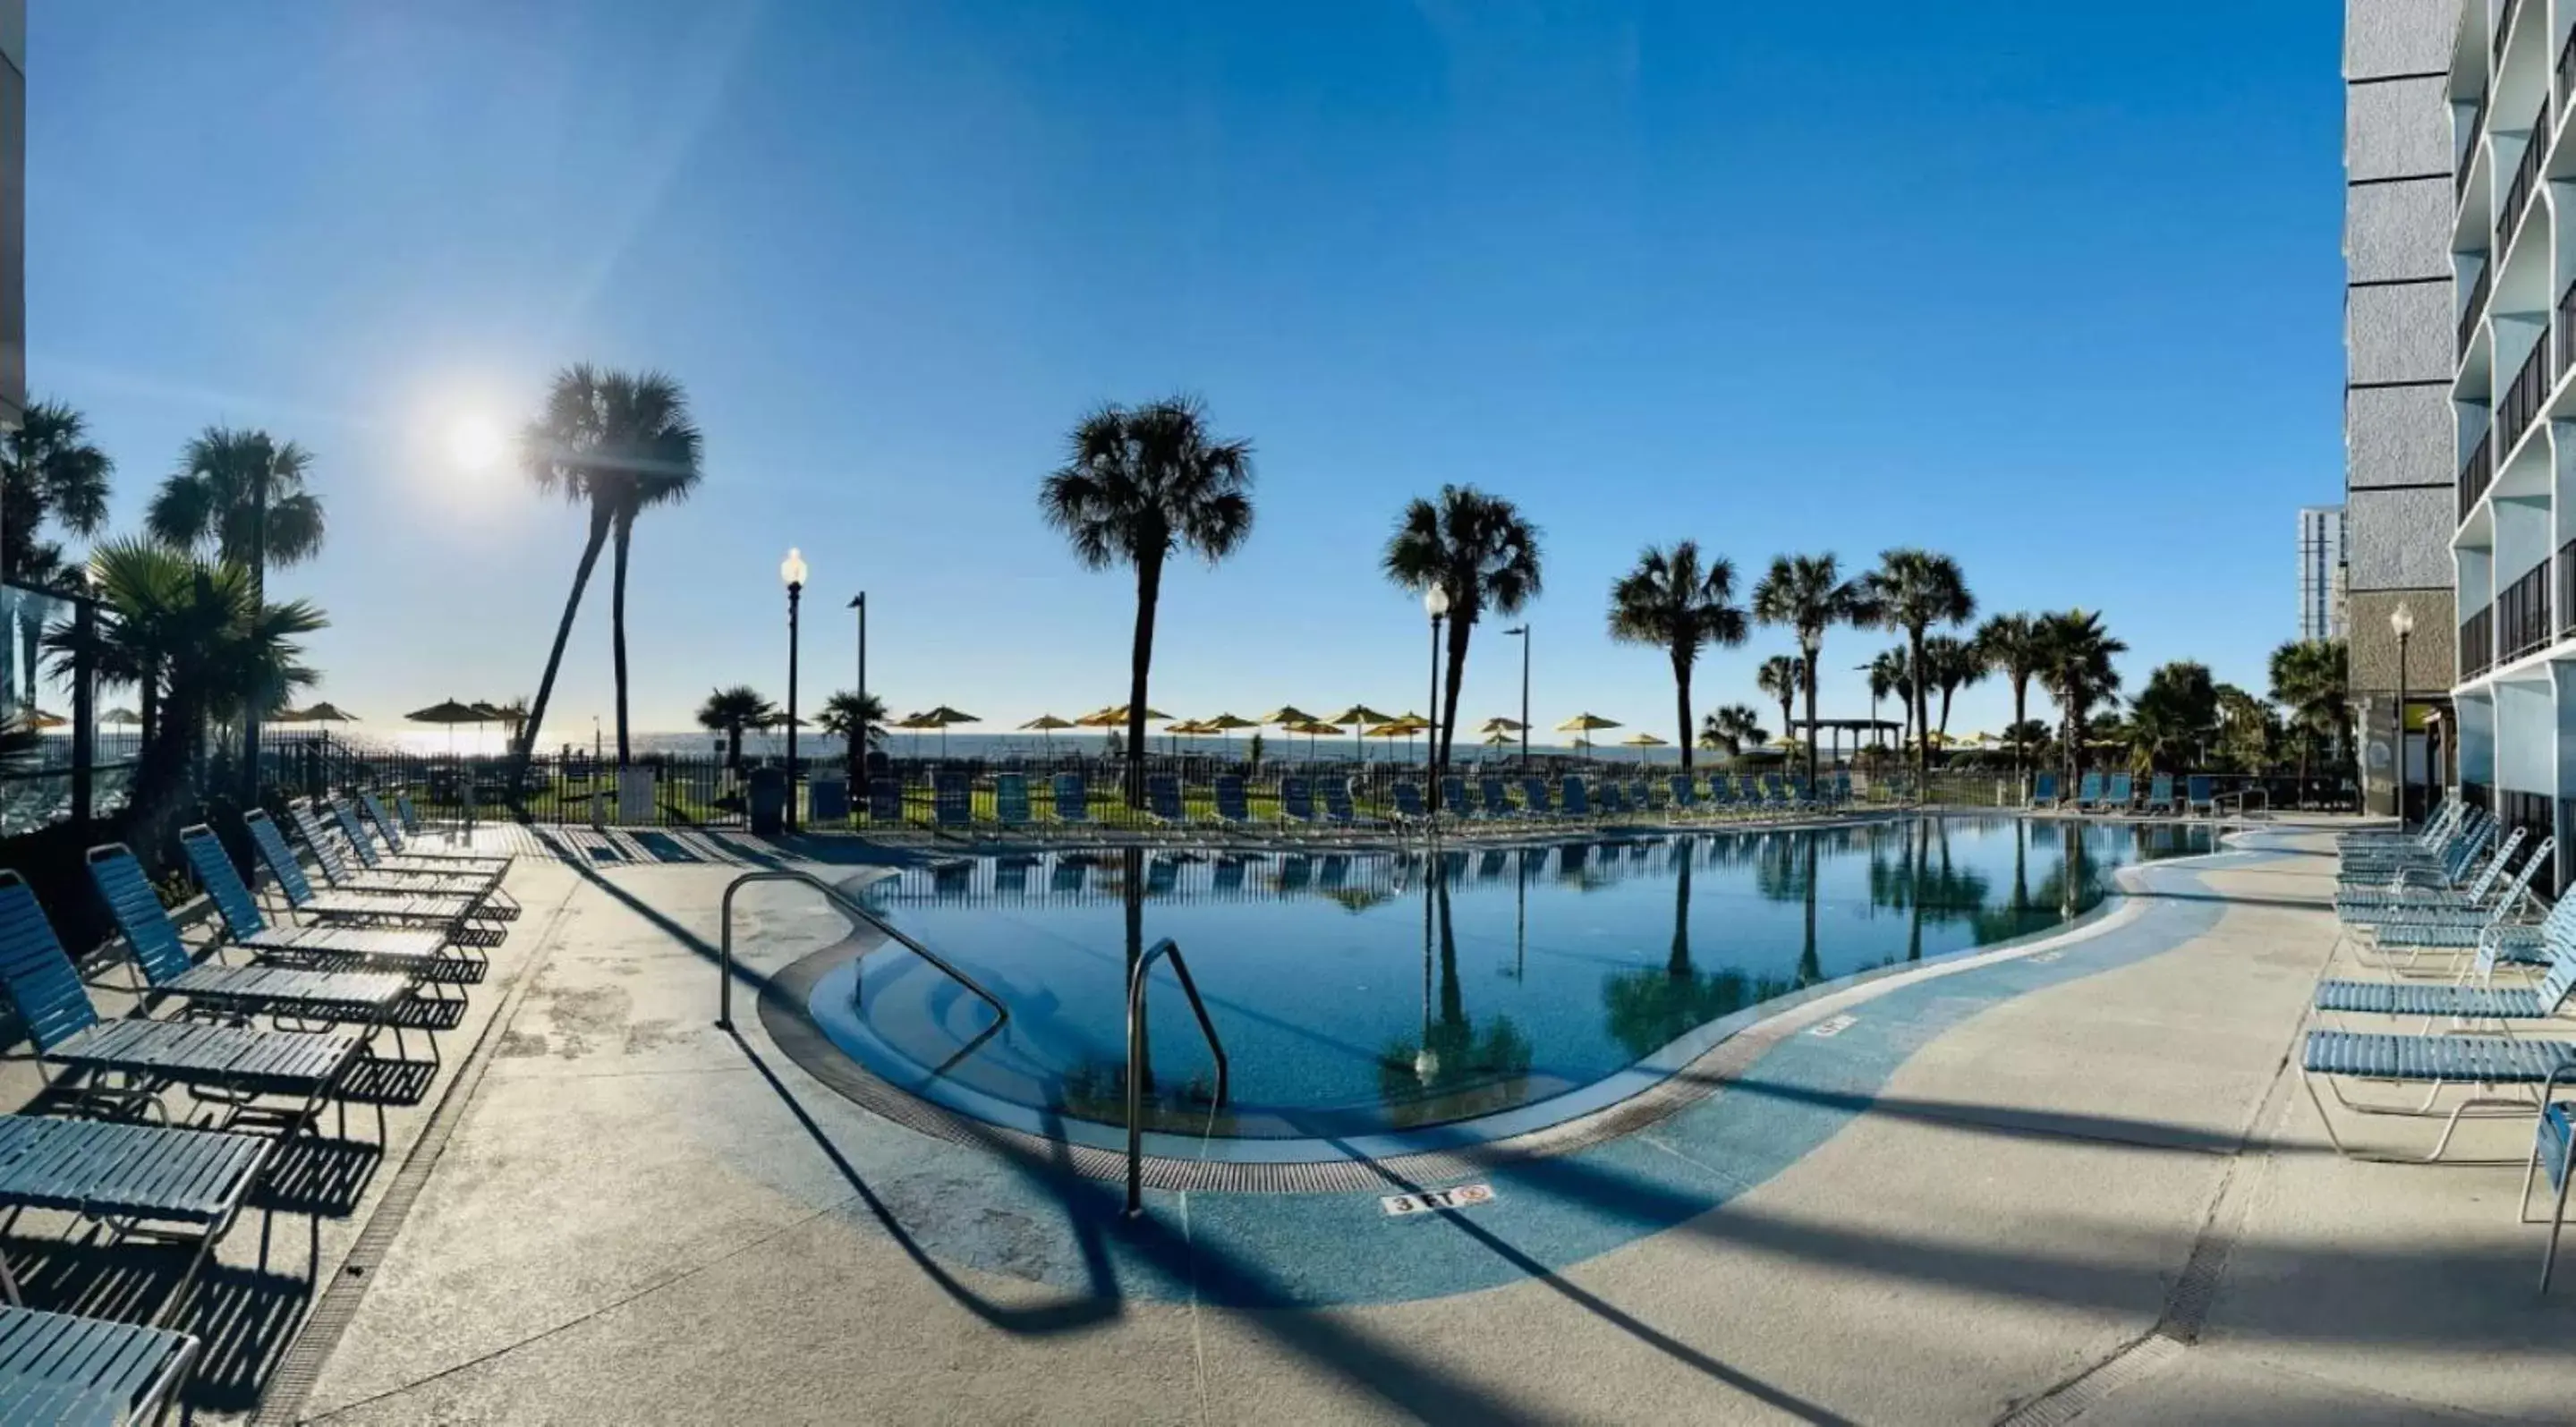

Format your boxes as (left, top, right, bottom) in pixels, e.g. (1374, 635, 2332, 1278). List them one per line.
(69, 593, 95, 832)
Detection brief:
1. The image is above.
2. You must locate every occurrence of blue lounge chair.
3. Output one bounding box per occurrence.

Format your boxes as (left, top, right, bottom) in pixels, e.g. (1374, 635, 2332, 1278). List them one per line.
(1561, 776, 1594, 819)
(2074, 772, 2105, 811)
(89, 845, 412, 1032)
(1668, 775, 1700, 815)
(245, 811, 498, 948)
(2144, 774, 2176, 814)
(1146, 775, 1187, 826)
(2316, 936, 2576, 1030)
(0, 1121, 268, 1336)
(1050, 773, 1091, 827)
(866, 777, 905, 823)
(287, 802, 503, 911)
(1595, 781, 1626, 817)
(326, 800, 516, 915)
(358, 792, 512, 873)
(1439, 775, 1471, 818)
(1478, 777, 1518, 820)
(1520, 777, 1557, 820)
(1628, 778, 1654, 813)
(994, 772, 1033, 828)
(1758, 774, 1789, 811)
(2104, 772, 2133, 811)
(1391, 782, 1432, 824)
(1212, 775, 1254, 830)
(2185, 775, 2216, 816)
(2302, 1029, 2576, 1160)
(1279, 775, 1320, 828)
(182, 826, 459, 978)
(1319, 778, 1368, 829)
(1829, 773, 1853, 807)
(931, 773, 973, 830)
(0, 871, 363, 1132)
(0, 1298, 202, 1419)
(2338, 824, 2513, 906)
(2534, 1091, 2576, 1290)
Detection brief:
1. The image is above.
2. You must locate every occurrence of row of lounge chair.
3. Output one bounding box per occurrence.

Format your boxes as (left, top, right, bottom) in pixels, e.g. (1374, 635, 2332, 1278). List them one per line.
(2028, 770, 2220, 815)
(2295, 794, 2576, 1289)
(0, 790, 511, 1422)
(852, 769, 1860, 837)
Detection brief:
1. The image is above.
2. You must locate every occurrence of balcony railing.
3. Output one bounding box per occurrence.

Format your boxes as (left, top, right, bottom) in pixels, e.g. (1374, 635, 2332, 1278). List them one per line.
(2462, 88, 2491, 200)
(2501, 96, 2554, 257)
(2461, 424, 2495, 522)
(2462, 606, 2495, 680)
(2462, 260, 2494, 356)
(2560, 278, 2576, 369)
(2502, 327, 2554, 452)
(2500, 0, 2524, 63)
(2499, 557, 2555, 663)
(2559, 538, 2576, 637)
(2562, 24, 2576, 120)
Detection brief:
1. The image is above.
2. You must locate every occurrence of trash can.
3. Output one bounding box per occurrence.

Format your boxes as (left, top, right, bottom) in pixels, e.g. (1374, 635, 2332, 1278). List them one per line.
(809, 777, 849, 824)
(748, 767, 786, 836)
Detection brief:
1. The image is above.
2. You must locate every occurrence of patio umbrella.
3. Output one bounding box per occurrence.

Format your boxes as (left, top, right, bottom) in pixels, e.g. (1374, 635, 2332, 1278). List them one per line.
(1328, 704, 1399, 763)
(1258, 705, 1320, 727)
(1019, 713, 1075, 755)
(1372, 716, 1433, 766)
(918, 705, 979, 760)
(19, 709, 65, 730)
(1620, 731, 1671, 763)
(1556, 712, 1622, 758)
(1286, 718, 1339, 760)
(101, 708, 140, 726)
(295, 701, 359, 723)
(1478, 717, 1526, 734)
(1165, 717, 1215, 755)
(1204, 712, 1259, 752)
(892, 710, 942, 759)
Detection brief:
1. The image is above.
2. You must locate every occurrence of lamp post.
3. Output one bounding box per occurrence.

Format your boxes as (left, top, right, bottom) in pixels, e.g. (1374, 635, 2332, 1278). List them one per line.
(848, 591, 867, 793)
(782, 548, 807, 834)
(2392, 602, 2415, 826)
(1425, 585, 1451, 815)
(1853, 662, 1877, 757)
(1799, 630, 1822, 786)
(1503, 624, 1530, 769)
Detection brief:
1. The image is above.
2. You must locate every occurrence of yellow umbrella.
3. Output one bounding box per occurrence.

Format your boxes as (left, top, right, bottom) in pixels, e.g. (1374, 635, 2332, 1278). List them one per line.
(1258, 705, 1320, 726)
(1620, 731, 1671, 763)
(19, 709, 65, 731)
(1019, 712, 1074, 755)
(1479, 717, 1526, 734)
(1328, 704, 1399, 763)
(1556, 712, 1622, 757)
(892, 709, 942, 759)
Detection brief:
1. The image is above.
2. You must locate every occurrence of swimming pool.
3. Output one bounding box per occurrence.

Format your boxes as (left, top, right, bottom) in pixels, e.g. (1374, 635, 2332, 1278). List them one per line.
(802, 816, 2216, 1152)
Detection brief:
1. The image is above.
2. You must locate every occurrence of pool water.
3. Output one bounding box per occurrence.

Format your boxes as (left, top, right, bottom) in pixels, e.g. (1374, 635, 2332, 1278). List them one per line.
(807, 817, 2215, 1143)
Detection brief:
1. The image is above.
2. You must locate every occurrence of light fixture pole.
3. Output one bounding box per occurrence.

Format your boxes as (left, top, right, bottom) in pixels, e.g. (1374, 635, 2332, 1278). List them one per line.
(1503, 624, 1530, 769)
(1425, 586, 1451, 815)
(848, 591, 868, 793)
(782, 548, 807, 835)
(1799, 631, 1822, 786)
(2392, 603, 2415, 827)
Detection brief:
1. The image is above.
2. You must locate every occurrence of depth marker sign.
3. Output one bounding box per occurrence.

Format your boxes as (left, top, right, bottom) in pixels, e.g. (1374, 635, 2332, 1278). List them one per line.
(1382, 1184, 1496, 1217)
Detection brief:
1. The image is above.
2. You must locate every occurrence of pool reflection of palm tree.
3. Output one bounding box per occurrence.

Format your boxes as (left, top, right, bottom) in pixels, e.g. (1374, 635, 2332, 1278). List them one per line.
(1603, 852, 1795, 1058)
(1376, 859, 1532, 1122)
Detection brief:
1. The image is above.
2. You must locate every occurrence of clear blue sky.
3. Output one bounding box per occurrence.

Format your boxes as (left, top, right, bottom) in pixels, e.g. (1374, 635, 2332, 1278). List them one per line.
(30, 1, 2342, 745)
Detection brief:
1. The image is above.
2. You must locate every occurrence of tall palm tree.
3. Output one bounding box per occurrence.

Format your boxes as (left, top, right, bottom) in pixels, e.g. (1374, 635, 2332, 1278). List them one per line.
(817, 689, 888, 771)
(1863, 548, 1975, 786)
(515, 366, 703, 780)
(1041, 396, 1255, 806)
(1382, 485, 1543, 780)
(1922, 633, 1985, 746)
(1700, 704, 1764, 756)
(149, 427, 327, 573)
(2, 398, 114, 587)
(1751, 554, 1870, 784)
(696, 685, 777, 769)
(2268, 639, 2351, 794)
(2036, 610, 2126, 790)
(1606, 540, 1747, 771)
(1755, 655, 1804, 754)
(1870, 647, 1915, 752)
(1976, 613, 2048, 779)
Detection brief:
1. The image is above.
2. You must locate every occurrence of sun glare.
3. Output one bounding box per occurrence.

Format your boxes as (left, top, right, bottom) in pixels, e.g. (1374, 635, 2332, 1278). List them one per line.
(447, 413, 507, 473)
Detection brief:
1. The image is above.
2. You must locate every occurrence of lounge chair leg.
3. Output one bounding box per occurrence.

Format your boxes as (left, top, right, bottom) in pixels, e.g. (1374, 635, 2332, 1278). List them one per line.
(2546, 1144, 2574, 1292)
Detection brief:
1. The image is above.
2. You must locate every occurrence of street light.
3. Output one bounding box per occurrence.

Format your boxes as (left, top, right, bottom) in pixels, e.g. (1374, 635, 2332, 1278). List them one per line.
(848, 591, 868, 794)
(1503, 624, 1531, 769)
(1798, 630, 1822, 785)
(2392, 602, 2415, 826)
(781, 548, 807, 835)
(1424, 586, 1450, 816)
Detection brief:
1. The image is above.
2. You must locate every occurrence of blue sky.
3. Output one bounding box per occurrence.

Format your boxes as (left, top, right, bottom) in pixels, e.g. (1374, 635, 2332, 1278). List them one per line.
(30, 1, 2342, 747)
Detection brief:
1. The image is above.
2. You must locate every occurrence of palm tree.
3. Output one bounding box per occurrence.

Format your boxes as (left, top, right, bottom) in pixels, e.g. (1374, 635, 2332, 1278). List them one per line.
(1700, 704, 1764, 756)
(2215, 684, 2279, 773)
(1606, 541, 1747, 771)
(1870, 647, 1916, 752)
(2268, 639, 2351, 795)
(1382, 485, 1543, 780)
(1922, 633, 1985, 747)
(816, 689, 888, 771)
(149, 427, 327, 573)
(2127, 660, 2220, 773)
(1755, 655, 1804, 753)
(2, 399, 114, 588)
(2036, 610, 2126, 790)
(515, 366, 704, 780)
(1976, 613, 2049, 780)
(696, 685, 777, 769)
(1863, 548, 1975, 786)
(1751, 555, 1870, 784)
(1041, 396, 1255, 806)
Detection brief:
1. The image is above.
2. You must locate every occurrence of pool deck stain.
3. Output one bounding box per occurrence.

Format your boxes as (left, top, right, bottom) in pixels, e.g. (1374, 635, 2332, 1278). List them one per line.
(276, 822, 2576, 1424)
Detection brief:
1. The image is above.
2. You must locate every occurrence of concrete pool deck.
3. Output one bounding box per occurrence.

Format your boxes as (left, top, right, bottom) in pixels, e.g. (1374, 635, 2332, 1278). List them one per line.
(24, 819, 2576, 1423)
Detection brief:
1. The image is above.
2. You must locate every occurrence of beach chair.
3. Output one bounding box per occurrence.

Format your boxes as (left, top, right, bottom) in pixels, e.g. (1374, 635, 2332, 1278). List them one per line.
(89, 845, 412, 1034)
(2144, 774, 2176, 814)
(244, 811, 499, 949)
(864, 776, 904, 824)
(1145, 774, 1187, 827)
(1279, 775, 1320, 829)
(1319, 777, 1370, 829)
(2103, 772, 2133, 811)
(2344, 797, 2461, 854)
(2535, 1091, 2576, 1290)
(1440, 775, 1472, 820)
(0, 1117, 268, 1339)
(2338, 821, 2508, 902)
(1829, 773, 1852, 807)
(358, 792, 511, 874)
(1754, 774, 1784, 812)
(1477, 777, 1518, 820)
(994, 772, 1033, 829)
(286, 803, 507, 914)
(1049, 773, 1091, 828)
(2316, 930, 2576, 1035)
(2301, 1027, 2576, 1161)
(0, 1298, 205, 1422)
(1212, 775, 1255, 831)
(931, 773, 973, 831)
(182, 826, 461, 980)
(2185, 775, 2217, 817)
(325, 800, 517, 916)
(2342, 808, 2493, 880)
(1520, 777, 1558, 821)
(391, 792, 474, 848)
(0, 871, 364, 1134)
(1390, 781, 1432, 826)
(1561, 776, 1594, 820)
(1667, 775, 1700, 816)
(1595, 781, 1627, 817)
(1628, 778, 1655, 814)
(2073, 772, 2105, 811)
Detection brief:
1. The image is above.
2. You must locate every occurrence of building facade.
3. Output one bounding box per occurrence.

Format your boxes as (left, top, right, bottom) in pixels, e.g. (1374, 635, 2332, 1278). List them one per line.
(2299, 505, 2350, 640)
(0, 0, 21, 433)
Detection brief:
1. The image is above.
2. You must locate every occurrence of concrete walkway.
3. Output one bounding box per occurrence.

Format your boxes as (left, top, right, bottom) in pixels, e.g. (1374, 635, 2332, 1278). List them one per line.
(216, 828, 2576, 1423)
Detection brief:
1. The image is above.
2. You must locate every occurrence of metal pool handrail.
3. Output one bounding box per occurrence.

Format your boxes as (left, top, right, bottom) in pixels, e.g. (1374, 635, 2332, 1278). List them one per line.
(714, 869, 1009, 1035)
(1126, 937, 1229, 1217)
(2213, 786, 2269, 822)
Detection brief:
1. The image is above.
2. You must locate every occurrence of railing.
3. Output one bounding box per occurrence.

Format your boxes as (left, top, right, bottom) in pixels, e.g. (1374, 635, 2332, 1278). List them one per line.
(2562, 538, 2576, 637)
(2461, 424, 2495, 522)
(712, 868, 1009, 1039)
(2499, 0, 2525, 64)
(2498, 788, 2558, 893)
(2558, 279, 2576, 371)
(2212, 786, 2269, 821)
(1126, 937, 1228, 1217)
(2499, 557, 2555, 662)
(2501, 95, 2553, 257)
(2462, 606, 2496, 679)
(2461, 88, 2490, 200)
(2562, 24, 2576, 125)
(2501, 326, 2555, 452)
(2461, 260, 2493, 357)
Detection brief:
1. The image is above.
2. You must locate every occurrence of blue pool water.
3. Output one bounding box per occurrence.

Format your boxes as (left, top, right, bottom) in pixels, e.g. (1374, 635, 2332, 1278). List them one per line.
(808, 817, 2216, 1144)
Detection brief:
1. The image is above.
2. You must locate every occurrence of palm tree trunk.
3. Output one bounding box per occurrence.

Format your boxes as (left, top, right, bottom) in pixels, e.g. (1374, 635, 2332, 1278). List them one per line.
(1124, 553, 1163, 808)
(1775, 694, 1793, 748)
(1801, 655, 1820, 785)
(2011, 675, 2028, 779)
(1672, 651, 1694, 774)
(1439, 611, 1472, 776)
(610, 508, 635, 768)
(513, 506, 613, 800)
(1909, 628, 1927, 787)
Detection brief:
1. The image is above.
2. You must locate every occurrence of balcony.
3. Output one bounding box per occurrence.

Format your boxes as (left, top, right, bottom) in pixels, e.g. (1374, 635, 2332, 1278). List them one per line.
(2461, 424, 2495, 522)
(2562, 24, 2576, 121)
(2499, 0, 2524, 63)
(2501, 327, 2554, 453)
(2462, 606, 2495, 680)
(2462, 260, 2494, 356)
(2500, 96, 2553, 258)
(2499, 557, 2554, 663)
(2462, 89, 2491, 200)
(2558, 537, 2576, 637)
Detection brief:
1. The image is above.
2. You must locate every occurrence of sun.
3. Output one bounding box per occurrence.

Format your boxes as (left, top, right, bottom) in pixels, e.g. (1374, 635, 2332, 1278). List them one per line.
(447, 414, 507, 473)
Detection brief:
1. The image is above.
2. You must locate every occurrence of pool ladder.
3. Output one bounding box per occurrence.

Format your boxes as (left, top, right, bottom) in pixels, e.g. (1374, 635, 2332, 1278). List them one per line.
(1126, 938, 1229, 1217)
(714, 869, 1009, 1033)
